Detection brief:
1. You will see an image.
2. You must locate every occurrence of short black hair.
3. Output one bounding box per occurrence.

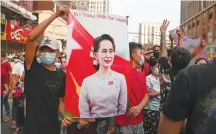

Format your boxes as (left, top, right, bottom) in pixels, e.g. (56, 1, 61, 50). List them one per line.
(129, 42, 142, 57)
(171, 48, 191, 70)
(195, 58, 208, 64)
(149, 57, 158, 67)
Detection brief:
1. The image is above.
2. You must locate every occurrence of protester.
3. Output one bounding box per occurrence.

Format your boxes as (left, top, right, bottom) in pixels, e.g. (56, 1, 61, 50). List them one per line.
(23, 7, 72, 134)
(158, 20, 192, 111)
(195, 57, 208, 65)
(10, 55, 24, 130)
(1, 53, 12, 82)
(61, 56, 67, 72)
(1, 52, 12, 122)
(115, 42, 149, 134)
(152, 45, 160, 60)
(206, 108, 216, 134)
(1, 67, 10, 122)
(11, 65, 25, 133)
(158, 63, 216, 134)
(144, 58, 160, 134)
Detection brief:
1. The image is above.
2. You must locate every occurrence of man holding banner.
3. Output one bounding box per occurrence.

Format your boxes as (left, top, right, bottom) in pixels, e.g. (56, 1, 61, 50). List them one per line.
(114, 42, 149, 134)
(24, 7, 72, 134)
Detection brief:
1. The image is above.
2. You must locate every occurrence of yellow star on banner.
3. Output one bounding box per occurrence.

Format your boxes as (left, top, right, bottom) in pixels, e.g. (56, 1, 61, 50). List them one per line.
(70, 72, 81, 96)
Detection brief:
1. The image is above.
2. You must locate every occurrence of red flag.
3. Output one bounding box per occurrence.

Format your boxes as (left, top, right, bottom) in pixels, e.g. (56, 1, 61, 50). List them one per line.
(65, 12, 132, 118)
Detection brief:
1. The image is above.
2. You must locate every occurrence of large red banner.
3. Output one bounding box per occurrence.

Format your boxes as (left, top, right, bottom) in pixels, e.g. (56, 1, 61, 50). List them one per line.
(64, 12, 132, 118)
(6, 23, 31, 44)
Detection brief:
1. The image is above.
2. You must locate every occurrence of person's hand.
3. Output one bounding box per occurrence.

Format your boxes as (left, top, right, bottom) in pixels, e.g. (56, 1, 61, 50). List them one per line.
(11, 89, 16, 94)
(200, 40, 206, 48)
(142, 50, 153, 55)
(79, 118, 89, 126)
(54, 6, 70, 17)
(3, 90, 9, 96)
(169, 35, 173, 42)
(127, 105, 142, 119)
(160, 20, 170, 32)
(176, 29, 183, 38)
(107, 127, 115, 134)
(61, 117, 72, 127)
(9, 92, 13, 99)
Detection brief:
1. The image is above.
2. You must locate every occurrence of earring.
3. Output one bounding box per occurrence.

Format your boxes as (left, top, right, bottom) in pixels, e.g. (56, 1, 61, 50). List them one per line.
(93, 59, 99, 65)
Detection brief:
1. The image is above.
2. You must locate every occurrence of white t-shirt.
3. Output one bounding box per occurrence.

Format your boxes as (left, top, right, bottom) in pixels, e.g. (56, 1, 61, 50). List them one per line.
(12, 62, 24, 77)
(145, 74, 161, 111)
(12, 62, 24, 92)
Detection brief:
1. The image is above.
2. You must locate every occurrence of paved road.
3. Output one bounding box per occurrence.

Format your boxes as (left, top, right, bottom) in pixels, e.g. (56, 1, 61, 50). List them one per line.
(1, 99, 66, 134)
(1, 120, 17, 134)
(1, 99, 18, 134)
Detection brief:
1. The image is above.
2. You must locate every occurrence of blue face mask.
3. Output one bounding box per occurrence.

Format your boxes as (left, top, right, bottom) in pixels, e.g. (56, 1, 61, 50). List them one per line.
(55, 62, 61, 69)
(139, 55, 145, 65)
(153, 68, 160, 76)
(40, 53, 56, 66)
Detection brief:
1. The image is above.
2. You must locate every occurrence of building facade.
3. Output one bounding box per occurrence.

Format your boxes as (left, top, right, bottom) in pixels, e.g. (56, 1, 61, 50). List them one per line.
(1, 0, 35, 54)
(139, 23, 161, 46)
(139, 23, 171, 48)
(180, 1, 216, 42)
(33, 1, 89, 53)
(88, 0, 110, 13)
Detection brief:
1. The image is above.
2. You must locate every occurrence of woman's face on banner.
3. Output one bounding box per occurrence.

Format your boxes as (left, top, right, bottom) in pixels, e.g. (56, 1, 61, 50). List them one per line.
(96, 40, 115, 68)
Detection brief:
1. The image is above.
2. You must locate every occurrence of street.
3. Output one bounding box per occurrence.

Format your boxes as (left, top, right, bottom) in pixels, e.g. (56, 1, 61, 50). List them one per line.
(1, 120, 16, 134)
(1, 99, 18, 134)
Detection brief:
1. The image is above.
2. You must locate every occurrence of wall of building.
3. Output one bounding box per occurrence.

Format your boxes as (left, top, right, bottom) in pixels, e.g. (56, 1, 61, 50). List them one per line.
(139, 23, 160, 45)
(88, 0, 109, 13)
(1, 1, 35, 53)
(33, 1, 54, 11)
(180, 2, 216, 42)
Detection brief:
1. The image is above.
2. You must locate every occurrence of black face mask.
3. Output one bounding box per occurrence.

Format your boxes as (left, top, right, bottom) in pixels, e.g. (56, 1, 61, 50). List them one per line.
(153, 52, 160, 58)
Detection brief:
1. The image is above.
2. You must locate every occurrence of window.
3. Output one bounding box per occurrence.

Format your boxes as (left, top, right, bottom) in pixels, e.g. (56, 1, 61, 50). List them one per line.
(192, 23, 195, 28)
(188, 25, 191, 30)
(203, 1, 207, 8)
(209, 12, 213, 20)
(197, 20, 199, 25)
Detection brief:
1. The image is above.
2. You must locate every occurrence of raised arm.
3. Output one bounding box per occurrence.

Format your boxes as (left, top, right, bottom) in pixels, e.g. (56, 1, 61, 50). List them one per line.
(191, 40, 206, 58)
(160, 20, 169, 58)
(25, 7, 69, 70)
(176, 30, 183, 48)
(169, 35, 174, 50)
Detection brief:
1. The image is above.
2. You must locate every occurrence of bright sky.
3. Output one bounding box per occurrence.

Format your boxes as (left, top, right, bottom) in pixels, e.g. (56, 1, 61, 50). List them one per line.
(110, 0, 181, 41)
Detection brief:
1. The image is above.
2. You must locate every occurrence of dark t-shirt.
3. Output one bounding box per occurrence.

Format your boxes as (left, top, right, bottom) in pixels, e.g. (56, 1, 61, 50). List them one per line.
(162, 63, 216, 134)
(206, 108, 216, 134)
(23, 58, 66, 134)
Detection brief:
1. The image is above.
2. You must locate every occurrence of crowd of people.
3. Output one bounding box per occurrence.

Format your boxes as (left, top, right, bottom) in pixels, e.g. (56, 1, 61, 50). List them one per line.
(1, 6, 216, 134)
